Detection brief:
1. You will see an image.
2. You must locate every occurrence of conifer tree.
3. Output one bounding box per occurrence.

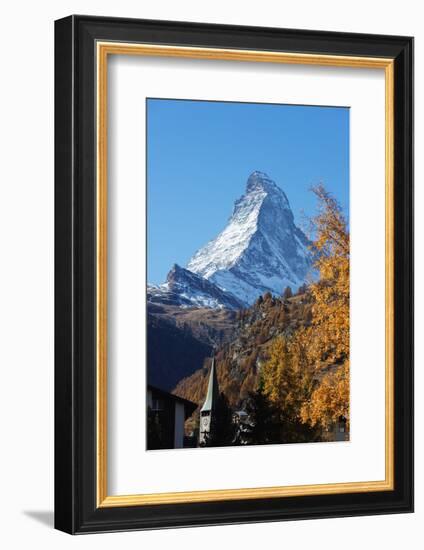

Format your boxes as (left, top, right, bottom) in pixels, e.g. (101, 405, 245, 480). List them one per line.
(243, 380, 281, 445)
(297, 283, 308, 295)
(300, 184, 350, 429)
(282, 286, 293, 300)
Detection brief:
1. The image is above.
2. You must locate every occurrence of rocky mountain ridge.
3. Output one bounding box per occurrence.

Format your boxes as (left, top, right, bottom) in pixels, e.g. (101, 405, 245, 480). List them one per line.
(148, 264, 244, 310)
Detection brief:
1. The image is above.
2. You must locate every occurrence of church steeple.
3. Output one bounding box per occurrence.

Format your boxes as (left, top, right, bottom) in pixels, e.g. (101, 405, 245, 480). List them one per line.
(201, 358, 219, 414)
(199, 358, 220, 446)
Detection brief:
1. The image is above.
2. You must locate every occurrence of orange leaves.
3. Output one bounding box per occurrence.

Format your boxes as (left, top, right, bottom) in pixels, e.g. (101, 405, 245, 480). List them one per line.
(301, 364, 350, 429)
(301, 185, 350, 428)
(262, 335, 313, 423)
(261, 184, 350, 433)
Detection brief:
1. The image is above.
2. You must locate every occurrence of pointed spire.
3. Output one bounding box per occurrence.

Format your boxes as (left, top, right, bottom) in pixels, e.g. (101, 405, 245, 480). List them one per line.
(200, 358, 219, 413)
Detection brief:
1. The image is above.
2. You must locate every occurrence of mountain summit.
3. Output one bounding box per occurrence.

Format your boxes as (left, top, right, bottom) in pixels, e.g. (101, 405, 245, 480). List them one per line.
(187, 171, 312, 305)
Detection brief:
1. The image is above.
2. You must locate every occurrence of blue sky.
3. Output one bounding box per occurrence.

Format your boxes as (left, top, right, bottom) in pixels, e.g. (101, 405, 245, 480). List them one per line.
(147, 98, 349, 284)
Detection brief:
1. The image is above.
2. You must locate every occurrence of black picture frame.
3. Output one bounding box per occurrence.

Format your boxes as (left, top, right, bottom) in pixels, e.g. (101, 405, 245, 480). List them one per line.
(55, 15, 414, 534)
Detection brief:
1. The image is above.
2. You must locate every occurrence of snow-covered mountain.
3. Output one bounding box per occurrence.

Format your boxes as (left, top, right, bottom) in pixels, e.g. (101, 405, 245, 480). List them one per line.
(148, 264, 244, 310)
(187, 171, 313, 305)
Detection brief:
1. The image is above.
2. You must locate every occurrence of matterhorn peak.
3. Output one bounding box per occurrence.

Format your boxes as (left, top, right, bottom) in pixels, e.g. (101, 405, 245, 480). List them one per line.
(246, 171, 279, 194)
(244, 170, 291, 210)
(187, 172, 312, 305)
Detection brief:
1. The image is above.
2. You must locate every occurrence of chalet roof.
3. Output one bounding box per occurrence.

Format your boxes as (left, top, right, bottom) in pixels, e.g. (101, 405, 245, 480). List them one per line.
(200, 358, 219, 413)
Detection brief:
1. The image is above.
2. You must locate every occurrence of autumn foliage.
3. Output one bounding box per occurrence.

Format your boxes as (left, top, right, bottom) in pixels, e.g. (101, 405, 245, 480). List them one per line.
(262, 184, 350, 432)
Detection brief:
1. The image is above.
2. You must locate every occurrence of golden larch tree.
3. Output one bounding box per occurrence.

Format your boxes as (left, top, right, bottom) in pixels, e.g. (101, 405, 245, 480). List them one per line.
(300, 184, 350, 429)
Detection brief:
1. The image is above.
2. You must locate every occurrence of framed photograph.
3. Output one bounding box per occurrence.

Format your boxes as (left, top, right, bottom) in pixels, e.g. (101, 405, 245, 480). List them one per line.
(54, 15, 413, 534)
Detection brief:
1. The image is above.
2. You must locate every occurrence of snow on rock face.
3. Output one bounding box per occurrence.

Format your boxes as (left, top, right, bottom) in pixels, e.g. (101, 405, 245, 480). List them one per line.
(187, 171, 313, 305)
(147, 264, 244, 310)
